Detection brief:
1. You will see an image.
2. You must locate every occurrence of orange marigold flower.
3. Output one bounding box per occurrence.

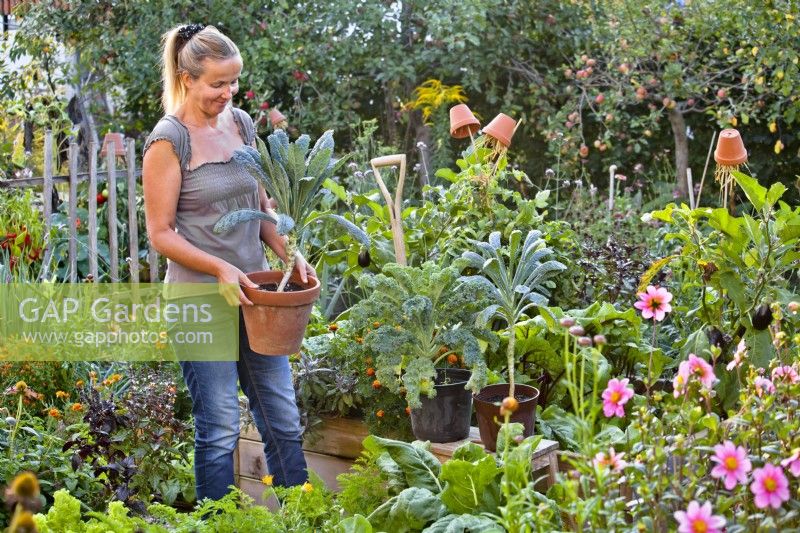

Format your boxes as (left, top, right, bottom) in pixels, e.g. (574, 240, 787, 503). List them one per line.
(372, 321, 381, 328)
(376, 409, 384, 418)
(47, 408, 61, 419)
(372, 380, 382, 390)
(75, 380, 85, 388)
(70, 403, 84, 412)
(328, 323, 339, 332)
(355, 336, 364, 344)
(405, 406, 411, 415)
(109, 373, 122, 383)
(55, 390, 69, 399)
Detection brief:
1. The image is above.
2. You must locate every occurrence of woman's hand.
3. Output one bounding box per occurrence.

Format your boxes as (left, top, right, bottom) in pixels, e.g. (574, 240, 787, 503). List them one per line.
(293, 252, 317, 284)
(216, 262, 259, 306)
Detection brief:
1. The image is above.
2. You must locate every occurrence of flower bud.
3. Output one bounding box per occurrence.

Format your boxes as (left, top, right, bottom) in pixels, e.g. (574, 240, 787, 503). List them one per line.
(577, 336, 593, 347)
(592, 334, 607, 346)
(568, 325, 585, 337)
(559, 317, 576, 328)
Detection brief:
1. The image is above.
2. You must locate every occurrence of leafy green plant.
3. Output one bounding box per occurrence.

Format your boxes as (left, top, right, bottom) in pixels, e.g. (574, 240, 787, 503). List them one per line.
(335, 450, 391, 517)
(460, 229, 566, 397)
(213, 129, 368, 291)
(350, 261, 495, 409)
(645, 170, 800, 408)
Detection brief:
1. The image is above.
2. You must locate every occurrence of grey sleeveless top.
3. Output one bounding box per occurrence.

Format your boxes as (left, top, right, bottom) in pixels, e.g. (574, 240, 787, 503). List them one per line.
(143, 107, 268, 283)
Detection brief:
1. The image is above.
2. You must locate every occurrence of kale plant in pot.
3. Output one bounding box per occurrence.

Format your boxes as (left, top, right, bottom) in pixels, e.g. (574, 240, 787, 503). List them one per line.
(351, 261, 496, 442)
(460, 229, 565, 451)
(213, 129, 368, 355)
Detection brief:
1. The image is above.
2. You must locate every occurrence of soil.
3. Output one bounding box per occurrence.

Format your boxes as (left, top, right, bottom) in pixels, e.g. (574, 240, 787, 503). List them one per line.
(481, 393, 535, 405)
(257, 282, 306, 292)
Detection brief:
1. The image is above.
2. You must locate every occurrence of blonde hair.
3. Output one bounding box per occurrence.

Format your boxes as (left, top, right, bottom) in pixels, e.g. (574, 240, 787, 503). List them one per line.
(160, 24, 240, 114)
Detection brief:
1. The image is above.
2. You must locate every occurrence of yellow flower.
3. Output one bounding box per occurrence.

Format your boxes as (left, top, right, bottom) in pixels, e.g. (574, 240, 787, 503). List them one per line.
(10, 471, 40, 498)
(261, 474, 274, 486)
(775, 139, 784, 154)
(769, 122, 777, 133)
(109, 373, 122, 383)
(14, 381, 27, 392)
(8, 509, 37, 532)
(408, 79, 469, 123)
(55, 390, 69, 399)
(301, 481, 313, 493)
(75, 380, 85, 388)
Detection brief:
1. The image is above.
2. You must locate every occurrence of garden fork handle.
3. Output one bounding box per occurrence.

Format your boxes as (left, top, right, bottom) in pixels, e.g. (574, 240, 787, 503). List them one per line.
(370, 154, 407, 266)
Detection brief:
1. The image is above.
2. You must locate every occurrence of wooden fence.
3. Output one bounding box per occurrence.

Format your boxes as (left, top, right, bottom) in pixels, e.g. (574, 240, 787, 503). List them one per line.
(0, 130, 159, 282)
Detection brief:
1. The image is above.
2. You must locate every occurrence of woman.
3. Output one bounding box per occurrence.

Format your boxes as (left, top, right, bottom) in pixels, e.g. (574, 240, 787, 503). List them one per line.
(142, 23, 312, 501)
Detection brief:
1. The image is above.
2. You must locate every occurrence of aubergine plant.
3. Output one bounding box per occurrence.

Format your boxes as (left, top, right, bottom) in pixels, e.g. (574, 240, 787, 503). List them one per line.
(351, 262, 497, 409)
(460, 230, 566, 398)
(213, 129, 369, 291)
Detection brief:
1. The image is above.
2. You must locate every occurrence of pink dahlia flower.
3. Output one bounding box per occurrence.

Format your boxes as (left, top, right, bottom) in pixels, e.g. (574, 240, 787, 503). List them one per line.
(673, 354, 716, 398)
(674, 501, 726, 533)
(753, 376, 775, 397)
(781, 450, 800, 477)
(750, 464, 790, 509)
(634, 285, 673, 321)
(602, 378, 634, 418)
(710, 441, 751, 490)
(593, 447, 627, 471)
(771, 365, 799, 384)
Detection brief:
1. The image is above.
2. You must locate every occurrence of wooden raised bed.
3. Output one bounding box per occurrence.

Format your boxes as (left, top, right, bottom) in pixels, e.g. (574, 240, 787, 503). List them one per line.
(234, 416, 559, 506)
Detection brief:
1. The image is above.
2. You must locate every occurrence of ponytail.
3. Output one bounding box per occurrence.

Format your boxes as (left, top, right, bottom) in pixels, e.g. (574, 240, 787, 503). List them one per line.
(159, 24, 240, 114)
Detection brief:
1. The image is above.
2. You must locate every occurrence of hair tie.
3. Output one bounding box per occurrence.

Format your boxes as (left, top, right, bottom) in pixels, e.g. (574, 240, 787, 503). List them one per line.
(176, 23, 205, 48)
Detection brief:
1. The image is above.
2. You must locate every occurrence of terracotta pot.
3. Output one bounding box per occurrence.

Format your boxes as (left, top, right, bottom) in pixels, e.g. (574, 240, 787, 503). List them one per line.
(473, 383, 539, 452)
(269, 109, 288, 129)
(482, 113, 517, 148)
(449, 104, 480, 139)
(714, 128, 747, 166)
(241, 270, 320, 355)
(100, 132, 126, 158)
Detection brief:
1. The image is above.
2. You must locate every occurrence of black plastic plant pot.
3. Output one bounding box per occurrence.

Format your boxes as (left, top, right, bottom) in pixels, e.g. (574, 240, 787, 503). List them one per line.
(473, 383, 540, 452)
(409, 368, 473, 443)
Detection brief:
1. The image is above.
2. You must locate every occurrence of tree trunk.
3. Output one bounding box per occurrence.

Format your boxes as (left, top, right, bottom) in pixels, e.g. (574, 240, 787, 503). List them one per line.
(668, 108, 689, 198)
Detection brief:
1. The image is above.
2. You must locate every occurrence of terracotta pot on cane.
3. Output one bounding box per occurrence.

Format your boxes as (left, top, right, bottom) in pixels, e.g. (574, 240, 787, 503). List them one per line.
(714, 128, 747, 165)
(449, 104, 480, 139)
(483, 113, 518, 148)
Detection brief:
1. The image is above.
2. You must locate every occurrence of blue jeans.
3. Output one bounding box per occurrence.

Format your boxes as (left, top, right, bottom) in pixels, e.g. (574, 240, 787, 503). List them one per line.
(179, 316, 308, 501)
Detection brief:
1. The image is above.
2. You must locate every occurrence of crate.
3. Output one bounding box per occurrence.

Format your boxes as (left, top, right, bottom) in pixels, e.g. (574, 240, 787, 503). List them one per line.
(234, 417, 559, 505)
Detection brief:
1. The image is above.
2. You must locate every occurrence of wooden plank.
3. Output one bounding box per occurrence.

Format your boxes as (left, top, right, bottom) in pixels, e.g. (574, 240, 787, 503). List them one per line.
(148, 246, 158, 282)
(106, 140, 119, 281)
(88, 141, 98, 280)
(236, 446, 355, 492)
(301, 417, 370, 459)
(237, 476, 279, 510)
(68, 141, 78, 282)
(105, 142, 119, 280)
(0, 169, 142, 189)
(42, 130, 53, 237)
(126, 139, 139, 283)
